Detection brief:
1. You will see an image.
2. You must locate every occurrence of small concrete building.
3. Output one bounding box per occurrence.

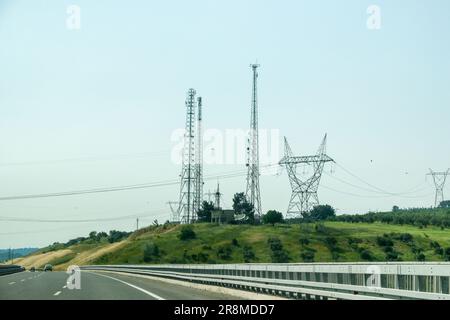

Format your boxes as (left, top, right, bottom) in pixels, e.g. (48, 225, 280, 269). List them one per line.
(211, 209, 235, 224)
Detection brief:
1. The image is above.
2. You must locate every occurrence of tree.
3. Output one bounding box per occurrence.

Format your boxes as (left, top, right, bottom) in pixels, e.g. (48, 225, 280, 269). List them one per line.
(262, 210, 283, 226)
(89, 231, 97, 240)
(197, 201, 215, 222)
(232, 192, 255, 223)
(392, 205, 400, 212)
(308, 205, 336, 221)
(108, 230, 130, 243)
(97, 232, 108, 241)
(440, 200, 450, 208)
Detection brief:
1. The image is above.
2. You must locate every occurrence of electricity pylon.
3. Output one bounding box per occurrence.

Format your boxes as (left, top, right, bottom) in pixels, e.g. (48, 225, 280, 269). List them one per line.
(427, 169, 450, 207)
(279, 134, 334, 218)
(167, 201, 180, 222)
(245, 64, 262, 221)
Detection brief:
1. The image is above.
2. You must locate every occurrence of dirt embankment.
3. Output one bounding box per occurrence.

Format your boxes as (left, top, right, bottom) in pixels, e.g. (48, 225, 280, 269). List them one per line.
(13, 249, 73, 269)
(9, 240, 128, 271)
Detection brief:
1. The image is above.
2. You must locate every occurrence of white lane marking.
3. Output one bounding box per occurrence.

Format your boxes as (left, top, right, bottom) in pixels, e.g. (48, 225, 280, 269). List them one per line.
(21, 279, 26, 282)
(54, 291, 61, 296)
(28, 277, 33, 280)
(88, 272, 165, 300)
(8, 282, 16, 285)
(63, 285, 67, 289)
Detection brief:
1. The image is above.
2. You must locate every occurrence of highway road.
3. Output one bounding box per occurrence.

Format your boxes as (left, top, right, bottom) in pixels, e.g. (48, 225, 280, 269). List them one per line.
(0, 271, 240, 300)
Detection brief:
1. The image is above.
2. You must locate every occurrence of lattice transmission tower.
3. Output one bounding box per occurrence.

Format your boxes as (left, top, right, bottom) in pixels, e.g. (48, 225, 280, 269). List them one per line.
(279, 134, 334, 218)
(245, 64, 262, 221)
(427, 169, 450, 207)
(194, 97, 204, 214)
(178, 89, 199, 224)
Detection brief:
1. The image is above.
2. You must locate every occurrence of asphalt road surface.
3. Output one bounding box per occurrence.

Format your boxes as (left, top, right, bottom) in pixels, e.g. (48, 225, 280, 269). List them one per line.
(0, 271, 240, 300)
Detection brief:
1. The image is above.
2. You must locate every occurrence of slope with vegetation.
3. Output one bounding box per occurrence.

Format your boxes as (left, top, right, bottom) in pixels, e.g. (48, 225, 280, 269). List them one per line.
(14, 211, 450, 270)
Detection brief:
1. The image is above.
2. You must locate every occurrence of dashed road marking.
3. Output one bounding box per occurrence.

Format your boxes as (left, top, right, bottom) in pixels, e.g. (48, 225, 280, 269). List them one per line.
(21, 279, 26, 282)
(63, 285, 67, 289)
(8, 282, 15, 285)
(54, 291, 61, 296)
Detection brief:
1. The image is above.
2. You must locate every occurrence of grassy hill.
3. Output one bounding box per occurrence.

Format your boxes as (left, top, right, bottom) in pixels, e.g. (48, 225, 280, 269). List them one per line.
(12, 220, 450, 270)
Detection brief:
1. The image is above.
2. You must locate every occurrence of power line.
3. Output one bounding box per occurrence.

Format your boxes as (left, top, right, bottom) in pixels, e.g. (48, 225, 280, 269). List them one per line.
(0, 210, 166, 223)
(323, 170, 430, 197)
(333, 162, 432, 196)
(0, 165, 279, 202)
(321, 183, 434, 199)
(0, 150, 170, 167)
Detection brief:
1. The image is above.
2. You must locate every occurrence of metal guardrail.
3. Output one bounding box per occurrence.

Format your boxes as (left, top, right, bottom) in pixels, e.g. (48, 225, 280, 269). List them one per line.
(0, 265, 25, 276)
(82, 262, 450, 300)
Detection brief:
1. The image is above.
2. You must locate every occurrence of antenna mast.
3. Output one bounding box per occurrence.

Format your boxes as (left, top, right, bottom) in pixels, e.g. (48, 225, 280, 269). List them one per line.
(245, 64, 262, 221)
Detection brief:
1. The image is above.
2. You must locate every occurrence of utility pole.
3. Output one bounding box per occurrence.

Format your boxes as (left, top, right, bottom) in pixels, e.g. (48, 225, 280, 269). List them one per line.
(279, 135, 334, 218)
(245, 63, 262, 221)
(136, 218, 139, 231)
(427, 169, 450, 207)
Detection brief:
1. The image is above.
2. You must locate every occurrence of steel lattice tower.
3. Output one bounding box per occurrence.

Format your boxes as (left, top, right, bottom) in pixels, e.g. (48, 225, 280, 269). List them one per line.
(178, 89, 198, 224)
(245, 64, 262, 221)
(279, 134, 334, 218)
(427, 169, 450, 207)
(194, 96, 204, 214)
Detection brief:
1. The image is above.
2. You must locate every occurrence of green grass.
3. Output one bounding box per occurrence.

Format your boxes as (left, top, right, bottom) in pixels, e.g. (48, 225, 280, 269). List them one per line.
(46, 252, 77, 268)
(86, 222, 450, 265)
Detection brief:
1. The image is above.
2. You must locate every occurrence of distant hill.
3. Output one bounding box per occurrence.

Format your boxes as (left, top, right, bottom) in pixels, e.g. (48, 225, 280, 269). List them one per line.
(12, 215, 450, 270)
(0, 248, 38, 263)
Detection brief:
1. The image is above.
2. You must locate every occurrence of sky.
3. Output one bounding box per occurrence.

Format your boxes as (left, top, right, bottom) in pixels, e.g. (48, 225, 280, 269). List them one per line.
(0, 0, 449, 248)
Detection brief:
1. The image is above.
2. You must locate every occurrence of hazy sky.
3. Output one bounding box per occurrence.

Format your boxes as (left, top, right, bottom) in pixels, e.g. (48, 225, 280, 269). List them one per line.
(1, 0, 449, 248)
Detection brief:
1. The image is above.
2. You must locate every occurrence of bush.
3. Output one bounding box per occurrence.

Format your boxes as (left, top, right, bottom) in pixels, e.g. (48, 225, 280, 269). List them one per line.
(300, 249, 315, 262)
(192, 252, 209, 263)
(299, 237, 310, 246)
(243, 246, 256, 262)
(267, 237, 289, 263)
(178, 226, 196, 241)
(395, 233, 413, 243)
(216, 246, 232, 260)
(430, 241, 441, 249)
(376, 235, 394, 247)
(386, 251, 400, 261)
(231, 238, 239, 247)
(143, 243, 160, 262)
(324, 236, 337, 248)
(360, 249, 374, 261)
(417, 253, 426, 261)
